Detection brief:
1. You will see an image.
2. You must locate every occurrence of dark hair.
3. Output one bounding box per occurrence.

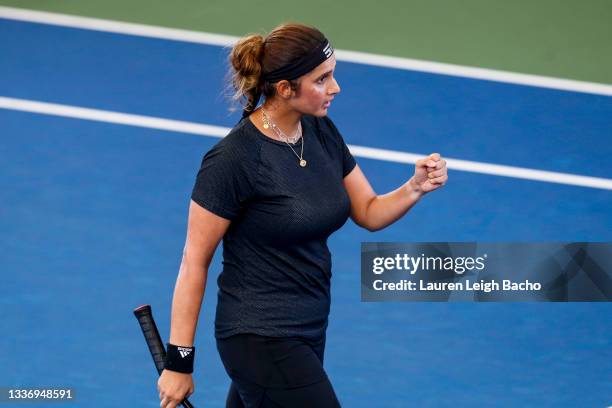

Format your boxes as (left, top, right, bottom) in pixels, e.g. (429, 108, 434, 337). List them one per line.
(227, 23, 326, 114)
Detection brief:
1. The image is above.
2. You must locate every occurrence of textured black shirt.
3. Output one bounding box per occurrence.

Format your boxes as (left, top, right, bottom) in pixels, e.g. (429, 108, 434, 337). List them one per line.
(191, 114, 356, 342)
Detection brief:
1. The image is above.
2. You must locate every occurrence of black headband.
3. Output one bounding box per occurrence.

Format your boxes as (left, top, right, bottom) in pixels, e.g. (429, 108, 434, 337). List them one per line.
(261, 38, 334, 83)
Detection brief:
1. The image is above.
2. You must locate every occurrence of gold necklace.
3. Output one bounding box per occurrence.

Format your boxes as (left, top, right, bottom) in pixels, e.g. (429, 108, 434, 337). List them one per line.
(261, 108, 307, 167)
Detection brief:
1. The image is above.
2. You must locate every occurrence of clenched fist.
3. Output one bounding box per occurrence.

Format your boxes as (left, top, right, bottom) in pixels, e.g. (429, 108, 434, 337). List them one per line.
(410, 153, 448, 194)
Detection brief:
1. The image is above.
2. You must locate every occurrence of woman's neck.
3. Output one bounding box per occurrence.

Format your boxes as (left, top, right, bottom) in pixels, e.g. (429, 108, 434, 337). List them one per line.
(260, 101, 302, 135)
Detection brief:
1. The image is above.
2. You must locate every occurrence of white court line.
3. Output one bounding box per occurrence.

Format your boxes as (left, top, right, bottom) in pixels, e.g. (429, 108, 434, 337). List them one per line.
(1, 6, 612, 97)
(0, 97, 229, 138)
(2, 96, 611, 191)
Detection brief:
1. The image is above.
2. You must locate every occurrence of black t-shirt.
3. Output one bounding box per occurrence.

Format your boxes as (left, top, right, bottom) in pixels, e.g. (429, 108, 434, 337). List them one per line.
(191, 114, 356, 342)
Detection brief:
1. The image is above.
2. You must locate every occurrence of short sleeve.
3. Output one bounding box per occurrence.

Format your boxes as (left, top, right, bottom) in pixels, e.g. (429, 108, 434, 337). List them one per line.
(322, 116, 356, 177)
(191, 140, 256, 220)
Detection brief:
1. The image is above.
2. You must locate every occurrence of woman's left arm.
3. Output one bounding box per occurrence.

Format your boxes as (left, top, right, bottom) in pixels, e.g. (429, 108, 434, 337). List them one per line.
(343, 153, 447, 232)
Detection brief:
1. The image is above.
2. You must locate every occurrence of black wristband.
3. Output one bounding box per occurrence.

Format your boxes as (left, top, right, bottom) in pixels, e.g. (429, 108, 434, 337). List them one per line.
(164, 343, 195, 374)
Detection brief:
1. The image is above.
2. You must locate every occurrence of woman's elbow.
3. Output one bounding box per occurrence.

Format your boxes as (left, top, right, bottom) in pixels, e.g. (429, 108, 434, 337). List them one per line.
(365, 223, 384, 232)
(352, 216, 381, 233)
(178, 255, 209, 280)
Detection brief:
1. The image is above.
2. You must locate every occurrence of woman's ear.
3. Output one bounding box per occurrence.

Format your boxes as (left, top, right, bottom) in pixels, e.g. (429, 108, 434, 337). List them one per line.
(275, 80, 295, 99)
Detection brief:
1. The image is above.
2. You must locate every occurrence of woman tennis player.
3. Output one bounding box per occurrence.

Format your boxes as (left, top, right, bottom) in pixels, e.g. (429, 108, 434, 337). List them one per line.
(157, 23, 448, 408)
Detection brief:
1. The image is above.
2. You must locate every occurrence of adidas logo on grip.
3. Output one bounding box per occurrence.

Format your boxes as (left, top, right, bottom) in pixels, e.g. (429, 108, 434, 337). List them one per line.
(177, 346, 192, 358)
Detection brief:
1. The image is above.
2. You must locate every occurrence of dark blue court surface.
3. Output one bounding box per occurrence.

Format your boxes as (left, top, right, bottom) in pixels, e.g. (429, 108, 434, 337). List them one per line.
(1, 18, 611, 407)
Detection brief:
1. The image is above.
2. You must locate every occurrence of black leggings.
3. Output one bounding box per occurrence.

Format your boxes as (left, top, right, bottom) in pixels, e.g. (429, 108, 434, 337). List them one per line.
(216, 333, 341, 408)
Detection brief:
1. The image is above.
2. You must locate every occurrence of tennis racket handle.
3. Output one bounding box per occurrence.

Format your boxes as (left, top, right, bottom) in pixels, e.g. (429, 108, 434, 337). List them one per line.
(134, 304, 166, 374)
(134, 305, 195, 408)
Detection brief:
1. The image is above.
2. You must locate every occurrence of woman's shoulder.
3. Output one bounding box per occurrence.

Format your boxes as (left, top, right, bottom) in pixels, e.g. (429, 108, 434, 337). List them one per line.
(206, 118, 262, 160)
(303, 115, 345, 150)
(304, 115, 341, 136)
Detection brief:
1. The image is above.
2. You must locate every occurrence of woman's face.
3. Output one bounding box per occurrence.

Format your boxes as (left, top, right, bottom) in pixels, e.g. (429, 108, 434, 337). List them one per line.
(289, 55, 340, 117)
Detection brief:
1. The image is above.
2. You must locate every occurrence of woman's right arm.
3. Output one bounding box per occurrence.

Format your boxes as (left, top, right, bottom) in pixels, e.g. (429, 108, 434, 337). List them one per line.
(158, 199, 231, 408)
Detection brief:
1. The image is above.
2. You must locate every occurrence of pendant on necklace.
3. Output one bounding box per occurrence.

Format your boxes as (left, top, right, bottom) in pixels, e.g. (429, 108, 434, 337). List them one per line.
(263, 123, 269, 129)
(299, 159, 307, 167)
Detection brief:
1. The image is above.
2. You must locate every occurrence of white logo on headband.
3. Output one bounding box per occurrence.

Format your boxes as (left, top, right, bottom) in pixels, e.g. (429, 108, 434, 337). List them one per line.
(323, 43, 333, 58)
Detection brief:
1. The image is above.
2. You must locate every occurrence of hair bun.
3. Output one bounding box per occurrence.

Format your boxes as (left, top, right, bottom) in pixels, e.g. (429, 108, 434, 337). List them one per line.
(230, 34, 265, 76)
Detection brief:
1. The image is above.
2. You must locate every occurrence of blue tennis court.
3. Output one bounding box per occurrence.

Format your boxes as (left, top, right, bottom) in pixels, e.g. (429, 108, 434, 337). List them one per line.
(1, 17, 611, 407)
